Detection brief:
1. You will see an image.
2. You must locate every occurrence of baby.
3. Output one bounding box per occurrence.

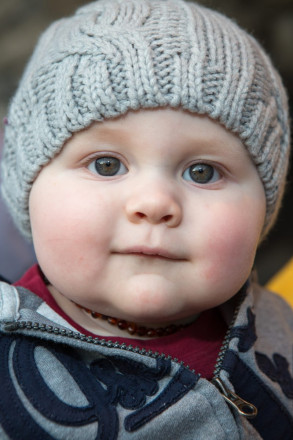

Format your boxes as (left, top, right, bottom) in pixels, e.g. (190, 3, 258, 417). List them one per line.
(0, 1, 292, 439)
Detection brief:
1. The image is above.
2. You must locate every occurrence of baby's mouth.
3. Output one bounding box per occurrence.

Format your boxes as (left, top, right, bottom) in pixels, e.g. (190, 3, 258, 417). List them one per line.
(114, 246, 185, 261)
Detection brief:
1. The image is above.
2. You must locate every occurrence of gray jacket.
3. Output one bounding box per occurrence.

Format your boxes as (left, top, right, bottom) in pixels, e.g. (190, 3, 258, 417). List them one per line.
(0, 280, 292, 439)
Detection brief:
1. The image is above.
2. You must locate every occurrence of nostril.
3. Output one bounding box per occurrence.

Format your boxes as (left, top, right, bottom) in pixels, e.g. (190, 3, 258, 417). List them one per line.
(136, 212, 146, 219)
(162, 214, 173, 222)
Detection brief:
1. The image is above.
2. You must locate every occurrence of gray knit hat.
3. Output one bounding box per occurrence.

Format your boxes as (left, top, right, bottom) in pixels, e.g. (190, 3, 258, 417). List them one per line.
(1, 0, 290, 239)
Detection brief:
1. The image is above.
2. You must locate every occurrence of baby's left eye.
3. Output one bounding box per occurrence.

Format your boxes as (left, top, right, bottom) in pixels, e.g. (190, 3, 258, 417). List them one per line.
(87, 156, 128, 177)
(182, 163, 220, 184)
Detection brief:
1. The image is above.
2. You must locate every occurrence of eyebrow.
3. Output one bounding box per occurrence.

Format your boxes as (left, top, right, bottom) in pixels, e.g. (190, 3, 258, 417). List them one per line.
(88, 124, 131, 143)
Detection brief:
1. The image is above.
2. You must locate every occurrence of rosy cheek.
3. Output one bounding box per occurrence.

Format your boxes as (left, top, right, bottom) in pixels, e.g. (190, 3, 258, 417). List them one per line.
(201, 207, 260, 283)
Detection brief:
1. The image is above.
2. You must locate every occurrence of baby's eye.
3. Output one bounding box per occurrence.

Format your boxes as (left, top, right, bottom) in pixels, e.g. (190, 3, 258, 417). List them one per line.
(88, 156, 127, 177)
(182, 163, 220, 184)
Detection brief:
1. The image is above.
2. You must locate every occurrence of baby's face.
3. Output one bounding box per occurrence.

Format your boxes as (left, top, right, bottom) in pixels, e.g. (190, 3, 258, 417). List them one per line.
(29, 108, 265, 326)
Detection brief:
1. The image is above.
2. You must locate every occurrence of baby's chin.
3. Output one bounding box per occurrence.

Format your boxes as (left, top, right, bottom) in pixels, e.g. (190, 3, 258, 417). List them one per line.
(47, 271, 218, 330)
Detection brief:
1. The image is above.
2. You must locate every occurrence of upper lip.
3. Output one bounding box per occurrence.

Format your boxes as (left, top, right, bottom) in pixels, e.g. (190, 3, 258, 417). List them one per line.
(114, 246, 185, 260)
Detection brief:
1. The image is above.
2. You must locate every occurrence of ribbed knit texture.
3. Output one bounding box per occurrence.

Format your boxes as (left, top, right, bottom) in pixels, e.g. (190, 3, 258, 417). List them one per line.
(1, 0, 290, 238)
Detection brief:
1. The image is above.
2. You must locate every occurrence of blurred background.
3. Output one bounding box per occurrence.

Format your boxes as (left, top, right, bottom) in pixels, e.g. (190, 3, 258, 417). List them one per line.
(0, 0, 292, 283)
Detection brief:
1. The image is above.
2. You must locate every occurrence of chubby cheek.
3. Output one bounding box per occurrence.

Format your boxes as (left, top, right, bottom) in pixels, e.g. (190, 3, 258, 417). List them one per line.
(200, 199, 265, 290)
(29, 177, 113, 286)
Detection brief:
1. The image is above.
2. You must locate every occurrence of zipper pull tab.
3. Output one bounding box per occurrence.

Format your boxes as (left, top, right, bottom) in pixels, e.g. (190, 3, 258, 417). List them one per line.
(212, 377, 258, 419)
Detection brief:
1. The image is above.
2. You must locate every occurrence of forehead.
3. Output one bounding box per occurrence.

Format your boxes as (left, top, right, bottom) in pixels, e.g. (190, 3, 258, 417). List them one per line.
(59, 107, 250, 162)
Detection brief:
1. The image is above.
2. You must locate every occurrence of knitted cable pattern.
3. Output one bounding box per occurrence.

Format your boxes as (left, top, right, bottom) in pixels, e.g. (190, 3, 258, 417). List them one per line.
(1, 0, 290, 238)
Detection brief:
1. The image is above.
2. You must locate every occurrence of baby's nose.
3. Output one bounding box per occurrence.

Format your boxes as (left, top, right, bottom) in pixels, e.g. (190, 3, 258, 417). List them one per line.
(125, 185, 182, 228)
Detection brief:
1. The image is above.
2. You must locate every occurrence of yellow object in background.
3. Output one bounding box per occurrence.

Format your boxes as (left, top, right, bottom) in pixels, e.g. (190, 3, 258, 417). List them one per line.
(267, 258, 293, 308)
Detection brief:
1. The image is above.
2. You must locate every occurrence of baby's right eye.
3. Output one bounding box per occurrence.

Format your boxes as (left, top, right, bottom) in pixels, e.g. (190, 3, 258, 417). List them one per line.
(87, 156, 128, 177)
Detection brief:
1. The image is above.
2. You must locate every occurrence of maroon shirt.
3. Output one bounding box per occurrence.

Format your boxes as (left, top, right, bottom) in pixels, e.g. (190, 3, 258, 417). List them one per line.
(15, 265, 227, 379)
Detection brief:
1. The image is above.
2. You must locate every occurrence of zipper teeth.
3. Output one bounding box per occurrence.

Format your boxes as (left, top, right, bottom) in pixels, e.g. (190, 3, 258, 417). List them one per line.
(4, 321, 190, 370)
(213, 288, 247, 378)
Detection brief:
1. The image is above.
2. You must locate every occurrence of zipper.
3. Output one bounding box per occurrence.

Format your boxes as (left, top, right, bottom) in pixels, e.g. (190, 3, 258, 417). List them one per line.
(3, 320, 176, 361)
(3, 287, 257, 418)
(212, 288, 245, 379)
(211, 283, 258, 418)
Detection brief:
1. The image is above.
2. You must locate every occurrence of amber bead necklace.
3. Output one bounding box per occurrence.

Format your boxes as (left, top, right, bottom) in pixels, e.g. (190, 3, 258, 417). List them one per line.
(74, 302, 193, 338)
